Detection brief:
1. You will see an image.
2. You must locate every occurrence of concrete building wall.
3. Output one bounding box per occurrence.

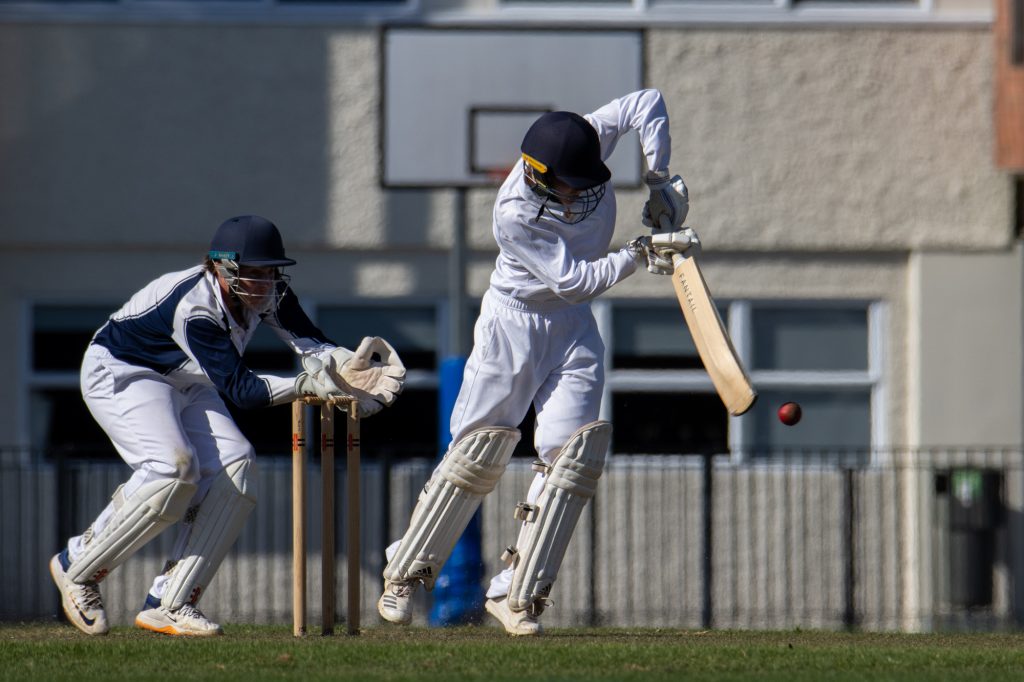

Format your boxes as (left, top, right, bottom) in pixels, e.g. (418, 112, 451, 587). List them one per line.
(1, 23, 1014, 452)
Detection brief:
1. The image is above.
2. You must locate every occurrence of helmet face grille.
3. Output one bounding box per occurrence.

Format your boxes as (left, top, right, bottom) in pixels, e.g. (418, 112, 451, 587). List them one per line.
(215, 259, 292, 316)
(525, 161, 606, 224)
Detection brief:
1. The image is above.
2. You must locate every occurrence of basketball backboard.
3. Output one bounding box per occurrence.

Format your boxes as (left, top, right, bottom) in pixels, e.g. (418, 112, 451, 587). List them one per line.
(383, 29, 644, 188)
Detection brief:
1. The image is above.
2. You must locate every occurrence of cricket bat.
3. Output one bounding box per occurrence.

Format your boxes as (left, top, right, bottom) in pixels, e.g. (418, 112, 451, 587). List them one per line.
(670, 252, 757, 416)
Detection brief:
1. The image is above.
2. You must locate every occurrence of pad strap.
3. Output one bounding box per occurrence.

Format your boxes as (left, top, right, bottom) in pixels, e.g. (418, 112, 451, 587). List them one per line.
(68, 478, 196, 584)
(507, 421, 611, 611)
(384, 426, 520, 589)
(161, 459, 257, 608)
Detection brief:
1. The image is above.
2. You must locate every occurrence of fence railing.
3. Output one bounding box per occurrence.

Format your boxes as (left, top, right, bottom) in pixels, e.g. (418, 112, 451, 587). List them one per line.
(2, 448, 1021, 631)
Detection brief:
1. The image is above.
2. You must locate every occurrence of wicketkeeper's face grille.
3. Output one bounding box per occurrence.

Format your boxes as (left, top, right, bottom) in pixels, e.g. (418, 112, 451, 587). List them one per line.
(217, 261, 291, 315)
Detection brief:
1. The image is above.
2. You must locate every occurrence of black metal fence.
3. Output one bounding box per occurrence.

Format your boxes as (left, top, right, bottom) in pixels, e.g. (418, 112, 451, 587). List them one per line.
(2, 448, 1021, 630)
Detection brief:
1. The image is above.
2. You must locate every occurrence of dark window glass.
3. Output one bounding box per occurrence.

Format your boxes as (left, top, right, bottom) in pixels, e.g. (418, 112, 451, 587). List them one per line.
(752, 308, 868, 371)
(745, 389, 871, 455)
(32, 306, 116, 372)
(34, 389, 117, 459)
(612, 305, 710, 370)
(303, 389, 437, 461)
(317, 306, 436, 371)
(612, 392, 728, 455)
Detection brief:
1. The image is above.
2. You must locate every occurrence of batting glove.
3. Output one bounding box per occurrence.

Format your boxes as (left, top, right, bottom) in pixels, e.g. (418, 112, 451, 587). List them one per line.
(651, 226, 701, 258)
(642, 171, 689, 231)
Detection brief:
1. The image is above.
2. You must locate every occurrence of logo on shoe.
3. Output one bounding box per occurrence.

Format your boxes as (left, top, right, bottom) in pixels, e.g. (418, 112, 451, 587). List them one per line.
(72, 599, 96, 626)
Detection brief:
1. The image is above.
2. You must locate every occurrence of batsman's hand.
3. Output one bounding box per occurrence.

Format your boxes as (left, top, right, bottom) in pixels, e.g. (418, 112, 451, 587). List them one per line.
(327, 336, 406, 411)
(651, 226, 701, 258)
(625, 235, 674, 275)
(642, 172, 689, 231)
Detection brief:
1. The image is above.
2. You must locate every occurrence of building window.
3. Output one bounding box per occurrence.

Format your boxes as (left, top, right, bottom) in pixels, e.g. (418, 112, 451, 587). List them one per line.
(29, 305, 118, 457)
(316, 304, 439, 459)
(602, 300, 882, 461)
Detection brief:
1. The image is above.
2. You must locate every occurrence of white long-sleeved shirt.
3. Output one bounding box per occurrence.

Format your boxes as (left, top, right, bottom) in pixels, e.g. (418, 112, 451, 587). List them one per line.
(489, 89, 672, 307)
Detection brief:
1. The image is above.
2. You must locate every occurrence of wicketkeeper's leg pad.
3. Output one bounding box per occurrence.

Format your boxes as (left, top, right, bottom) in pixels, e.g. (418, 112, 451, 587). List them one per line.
(384, 426, 520, 589)
(506, 420, 611, 611)
(160, 459, 257, 609)
(67, 477, 197, 584)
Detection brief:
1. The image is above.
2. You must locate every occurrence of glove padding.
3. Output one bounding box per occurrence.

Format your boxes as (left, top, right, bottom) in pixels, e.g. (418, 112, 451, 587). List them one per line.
(294, 356, 359, 402)
(294, 355, 384, 419)
(651, 226, 701, 258)
(642, 172, 689, 231)
(326, 336, 406, 409)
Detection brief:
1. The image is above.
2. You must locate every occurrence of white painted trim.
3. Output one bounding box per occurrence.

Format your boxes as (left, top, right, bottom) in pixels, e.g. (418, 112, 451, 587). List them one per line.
(609, 368, 717, 392)
(593, 299, 614, 422)
(869, 300, 890, 462)
(0, 0, 990, 26)
(729, 300, 753, 462)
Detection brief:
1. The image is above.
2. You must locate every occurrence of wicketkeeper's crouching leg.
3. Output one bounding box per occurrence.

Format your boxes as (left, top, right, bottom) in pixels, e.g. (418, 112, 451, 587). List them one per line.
(135, 458, 257, 636)
(485, 420, 611, 636)
(378, 426, 520, 624)
(50, 476, 197, 635)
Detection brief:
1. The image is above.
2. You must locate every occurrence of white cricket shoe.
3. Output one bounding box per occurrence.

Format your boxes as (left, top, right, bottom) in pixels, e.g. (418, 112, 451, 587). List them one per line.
(485, 596, 544, 636)
(50, 550, 109, 636)
(377, 579, 418, 625)
(135, 595, 223, 636)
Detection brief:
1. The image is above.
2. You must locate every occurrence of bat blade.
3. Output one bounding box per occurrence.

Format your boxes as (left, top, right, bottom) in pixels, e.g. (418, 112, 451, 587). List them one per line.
(671, 253, 757, 416)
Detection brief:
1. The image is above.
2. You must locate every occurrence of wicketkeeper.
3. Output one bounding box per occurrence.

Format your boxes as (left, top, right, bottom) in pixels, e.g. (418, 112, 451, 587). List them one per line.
(50, 215, 405, 636)
(377, 89, 697, 635)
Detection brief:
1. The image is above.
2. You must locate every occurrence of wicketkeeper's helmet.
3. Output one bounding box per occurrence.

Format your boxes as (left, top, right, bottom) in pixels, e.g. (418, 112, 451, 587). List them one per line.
(208, 215, 294, 315)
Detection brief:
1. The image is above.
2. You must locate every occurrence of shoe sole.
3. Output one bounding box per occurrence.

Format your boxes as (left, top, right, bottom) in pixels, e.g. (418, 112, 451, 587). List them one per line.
(484, 599, 540, 637)
(49, 555, 109, 636)
(134, 615, 222, 637)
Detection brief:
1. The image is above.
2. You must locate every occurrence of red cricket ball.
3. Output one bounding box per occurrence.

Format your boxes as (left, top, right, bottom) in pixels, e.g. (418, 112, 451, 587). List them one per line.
(778, 402, 802, 426)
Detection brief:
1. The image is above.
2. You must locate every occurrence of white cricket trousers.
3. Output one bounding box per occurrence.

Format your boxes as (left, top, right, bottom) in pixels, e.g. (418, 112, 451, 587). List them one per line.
(386, 289, 605, 598)
(68, 345, 254, 594)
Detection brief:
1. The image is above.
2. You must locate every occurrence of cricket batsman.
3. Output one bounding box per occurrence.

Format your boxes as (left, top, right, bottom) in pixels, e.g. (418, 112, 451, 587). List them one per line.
(50, 215, 405, 636)
(377, 89, 698, 635)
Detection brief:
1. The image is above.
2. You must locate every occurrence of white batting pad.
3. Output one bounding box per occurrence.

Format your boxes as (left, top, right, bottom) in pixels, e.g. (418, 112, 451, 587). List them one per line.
(161, 459, 257, 609)
(67, 477, 197, 584)
(507, 421, 611, 611)
(384, 426, 520, 589)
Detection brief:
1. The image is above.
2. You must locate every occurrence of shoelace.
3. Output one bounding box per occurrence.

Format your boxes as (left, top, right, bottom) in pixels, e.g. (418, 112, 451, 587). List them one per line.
(391, 582, 415, 598)
(176, 603, 206, 621)
(526, 598, 553, 620)
(78, 583, 103, 610)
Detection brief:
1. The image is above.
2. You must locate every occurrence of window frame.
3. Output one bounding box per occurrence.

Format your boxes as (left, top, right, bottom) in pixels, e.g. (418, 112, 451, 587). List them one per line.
(596, 298, 887, 465)
(21, 296, 887, 465)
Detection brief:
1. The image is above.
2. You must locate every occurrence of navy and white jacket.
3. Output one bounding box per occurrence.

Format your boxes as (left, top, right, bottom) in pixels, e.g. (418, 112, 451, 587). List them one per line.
(91, 265, 332, 409)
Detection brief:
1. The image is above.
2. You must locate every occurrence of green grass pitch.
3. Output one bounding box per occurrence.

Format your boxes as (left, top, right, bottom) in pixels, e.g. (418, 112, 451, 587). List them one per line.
(3, 624, 1024, 681)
